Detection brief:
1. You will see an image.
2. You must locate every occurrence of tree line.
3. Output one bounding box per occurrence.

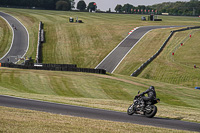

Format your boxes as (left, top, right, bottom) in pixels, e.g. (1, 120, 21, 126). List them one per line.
(0, 0, 96, 12)
(0, 0, 199, 16)
(115, 0, 200, 16)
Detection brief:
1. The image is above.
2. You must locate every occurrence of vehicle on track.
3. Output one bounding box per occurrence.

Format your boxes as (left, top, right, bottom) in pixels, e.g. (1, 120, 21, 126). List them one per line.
(127, 91, 160, 118)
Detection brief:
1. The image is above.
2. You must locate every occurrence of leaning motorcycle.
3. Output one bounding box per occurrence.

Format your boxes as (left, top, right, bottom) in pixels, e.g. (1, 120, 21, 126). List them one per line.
(127, 91, 160, 118)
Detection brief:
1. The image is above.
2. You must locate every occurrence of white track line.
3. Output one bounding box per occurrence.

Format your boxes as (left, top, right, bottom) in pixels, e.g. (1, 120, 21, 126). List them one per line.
(0, 15, 14, 61)
(96, 26, 178, 73)
(95, 27, 139, 69)
(111, 29, 152, 73)
(0, 12, 29, 63)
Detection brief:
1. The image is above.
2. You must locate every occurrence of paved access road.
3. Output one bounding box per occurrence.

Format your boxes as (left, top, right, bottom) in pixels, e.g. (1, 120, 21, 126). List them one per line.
(0, 95, 199, 132)
(0, 12, 29, 63)
(95, 26, 178, 73)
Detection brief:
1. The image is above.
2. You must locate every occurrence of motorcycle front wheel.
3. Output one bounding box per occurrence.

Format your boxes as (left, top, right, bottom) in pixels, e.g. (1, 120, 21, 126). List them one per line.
(144, 105, 157, 118)
(127, 104, 135, 115)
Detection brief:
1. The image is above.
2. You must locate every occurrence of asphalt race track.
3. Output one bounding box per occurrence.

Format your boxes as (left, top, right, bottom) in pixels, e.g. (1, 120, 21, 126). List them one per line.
(95, 26, 178, 73)
(0, 13, 199, 132)
(0, 12, 29, 63)
(0, 95, 199, 132)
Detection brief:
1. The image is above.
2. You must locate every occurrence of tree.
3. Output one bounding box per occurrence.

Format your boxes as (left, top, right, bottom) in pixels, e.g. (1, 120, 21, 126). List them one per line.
(70, 0, 75, 8)
(190, 0, 198, 2)
(77, 0, 86, 11)
(56, 0, 71, 11)
(108, 8, 111, 13)
(115, 4, 122, 13)
(122, 3, 134, 13)
(87, 2, 97, 12)
(43, 0, 55, 9)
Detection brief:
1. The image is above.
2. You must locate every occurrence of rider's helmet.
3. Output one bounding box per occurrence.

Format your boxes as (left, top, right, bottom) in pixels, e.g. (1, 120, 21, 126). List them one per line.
(149, 86, 155, 91)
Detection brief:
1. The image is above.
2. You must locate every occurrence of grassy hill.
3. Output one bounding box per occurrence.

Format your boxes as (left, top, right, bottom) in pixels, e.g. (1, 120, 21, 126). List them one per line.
(0, 67, 200, 123)
(0, 8, 200, 68)
(115, 28, 200, 88)
(139, 29, 200, 87)
(0, 16, 12, 58)
(0, 8, 200, 132)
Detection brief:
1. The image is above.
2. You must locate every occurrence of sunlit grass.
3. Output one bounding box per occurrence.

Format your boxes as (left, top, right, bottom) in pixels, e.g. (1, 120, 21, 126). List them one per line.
(0, 67, 200, 123)
(0, 16, 12, 58)
(1, 106, 194, 133)
(138, 30, 200, 87)
(0, 8, 199, 67)
(0, 8, 200, 131)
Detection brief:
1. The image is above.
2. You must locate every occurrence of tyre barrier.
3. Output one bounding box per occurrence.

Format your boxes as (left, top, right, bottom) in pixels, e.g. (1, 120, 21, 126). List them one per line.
(0, 63, 106, 74)
(42, 64, 77, 68)
(131, 26, 200, 77)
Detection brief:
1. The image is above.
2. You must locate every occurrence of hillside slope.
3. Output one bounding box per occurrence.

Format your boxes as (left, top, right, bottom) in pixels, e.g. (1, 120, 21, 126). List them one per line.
(115, 27, 200, 88)
(0, 67, 200, 122)
(0, 8, 200, 124)
(138, 29, 200, 87)
(1, 8, 200, 68)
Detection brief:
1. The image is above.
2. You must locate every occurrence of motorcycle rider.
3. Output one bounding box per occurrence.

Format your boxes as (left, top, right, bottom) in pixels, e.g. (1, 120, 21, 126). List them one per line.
(138, 86, 156, 110)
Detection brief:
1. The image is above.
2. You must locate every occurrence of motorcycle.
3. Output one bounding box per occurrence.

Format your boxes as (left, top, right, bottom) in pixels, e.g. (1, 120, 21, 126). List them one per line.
(127, 91, 160, 118)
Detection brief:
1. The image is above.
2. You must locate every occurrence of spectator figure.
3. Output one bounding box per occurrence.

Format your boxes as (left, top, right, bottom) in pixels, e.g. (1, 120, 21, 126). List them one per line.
(194, 64, 196, 68)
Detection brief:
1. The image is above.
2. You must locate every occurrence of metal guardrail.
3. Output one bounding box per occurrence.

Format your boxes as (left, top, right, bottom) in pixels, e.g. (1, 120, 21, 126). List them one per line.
(36, 21, 43, 63)
(131, 26, 200, 77)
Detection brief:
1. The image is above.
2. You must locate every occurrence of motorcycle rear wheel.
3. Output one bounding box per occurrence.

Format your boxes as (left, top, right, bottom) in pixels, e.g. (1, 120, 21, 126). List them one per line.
(127, 104, 134, 115)
(144, 105, 157, 118)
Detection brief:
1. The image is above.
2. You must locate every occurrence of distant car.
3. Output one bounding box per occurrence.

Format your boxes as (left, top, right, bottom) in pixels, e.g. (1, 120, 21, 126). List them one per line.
(141, 16, 146, 21)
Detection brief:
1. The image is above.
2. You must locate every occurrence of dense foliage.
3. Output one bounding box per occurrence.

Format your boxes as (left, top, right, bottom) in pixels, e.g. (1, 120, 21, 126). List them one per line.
(0, 0, 74, 10)
(0, 0, 199, 15)
(56, 0, 71, 11)
(115, 0, 200, 16)
(151, 0, 200, 16)
(115, 5, 122, 13)
(77, 0, 86, 11)
(87, 2, 97, 12)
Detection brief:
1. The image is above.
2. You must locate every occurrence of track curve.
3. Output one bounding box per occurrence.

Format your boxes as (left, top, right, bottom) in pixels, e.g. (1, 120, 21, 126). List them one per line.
(95, 26, 181, 73)
(0, 95, 199, 132)
(0, 13, 198, 131)
(0, 12, 29, 63)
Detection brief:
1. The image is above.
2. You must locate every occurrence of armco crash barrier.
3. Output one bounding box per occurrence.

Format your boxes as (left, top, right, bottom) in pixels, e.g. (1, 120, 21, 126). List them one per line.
(0, 63, 106, 74)
(131, 26, 200, 77)
(36, 21, 44, 64)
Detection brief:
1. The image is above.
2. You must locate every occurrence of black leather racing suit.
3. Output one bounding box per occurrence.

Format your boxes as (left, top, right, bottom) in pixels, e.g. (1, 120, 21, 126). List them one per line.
(140, 88, 156, 103)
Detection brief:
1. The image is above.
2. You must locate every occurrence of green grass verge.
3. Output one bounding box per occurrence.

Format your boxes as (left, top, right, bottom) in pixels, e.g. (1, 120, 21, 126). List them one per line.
(0, 8, 200, 68)
(115, 28, 176, 75)
(0, 8, 200, 130)
(0, 67, 200, 123)
(1, 106, 194, 133)
(0, 16, 12, 58)
(115, 28, 200, 88)
(137, 30, 200, 87)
